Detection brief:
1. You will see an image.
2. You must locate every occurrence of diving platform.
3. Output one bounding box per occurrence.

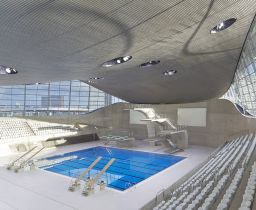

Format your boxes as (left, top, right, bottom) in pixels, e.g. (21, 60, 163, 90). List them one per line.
(68, 156, 102, 192)
(82, 158, 115, 196)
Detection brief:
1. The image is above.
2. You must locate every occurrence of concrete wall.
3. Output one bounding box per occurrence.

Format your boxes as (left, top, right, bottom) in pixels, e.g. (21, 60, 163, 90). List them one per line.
(26, 99, 256, 148)
(146, 100, 256, 147)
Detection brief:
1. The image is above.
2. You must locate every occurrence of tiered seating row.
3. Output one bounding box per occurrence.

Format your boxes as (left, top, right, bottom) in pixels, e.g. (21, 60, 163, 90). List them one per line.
(27, 120, 76, 136)
(100, 135, 135, 146)
(0, 119, 34, 142)
(199, 175, 229, 210)
(217, 168, 244, 210)
(239, 161, 256, 210)
(0, 118, 77, 143)
(153, 133, 256, 210)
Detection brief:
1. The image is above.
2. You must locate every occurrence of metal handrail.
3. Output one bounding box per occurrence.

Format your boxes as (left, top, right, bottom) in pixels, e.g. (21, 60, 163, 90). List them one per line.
(155, 188, 166, 206)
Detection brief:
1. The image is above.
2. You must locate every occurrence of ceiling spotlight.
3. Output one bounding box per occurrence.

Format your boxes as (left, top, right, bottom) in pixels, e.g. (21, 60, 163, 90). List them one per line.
(210, 18, 237, 34)
(87, 76, 104, 84)
(139, 60, 160, 68)
(123, 56, 130, 62)
(26, 82, 42, 85)
(5, 68, 11, 74)
(163, 70, 177, 76)
(0, 65, 18, 75)
(217, 22, 225, 30)
(101, 56, 132, 67)
(89, 77, 104, 80)
(104, 64, 113, 67)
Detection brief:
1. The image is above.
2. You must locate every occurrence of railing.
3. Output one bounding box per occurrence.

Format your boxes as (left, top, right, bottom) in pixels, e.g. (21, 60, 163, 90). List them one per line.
(155, 188, 166, 207)
(6, 146, 37, 170)
(226, 130, 250, 142)
(25, 121, 36, 135)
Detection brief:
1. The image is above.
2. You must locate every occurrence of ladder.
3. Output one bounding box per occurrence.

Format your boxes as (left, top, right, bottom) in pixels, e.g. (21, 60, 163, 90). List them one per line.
(68, 156, 102, 192)
(6, 146, 37, 170)
(166, 138, 183, 154)
(13, 147, 45, 172)
(82, 158, 115, 196)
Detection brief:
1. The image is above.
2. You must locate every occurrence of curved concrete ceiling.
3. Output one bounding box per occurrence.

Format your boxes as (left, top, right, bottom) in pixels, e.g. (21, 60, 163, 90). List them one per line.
(0, 0, 255, 103)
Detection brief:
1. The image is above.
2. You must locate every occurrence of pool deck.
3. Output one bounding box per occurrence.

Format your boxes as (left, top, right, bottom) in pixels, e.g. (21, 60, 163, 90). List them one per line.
(0, 141, 215, 210)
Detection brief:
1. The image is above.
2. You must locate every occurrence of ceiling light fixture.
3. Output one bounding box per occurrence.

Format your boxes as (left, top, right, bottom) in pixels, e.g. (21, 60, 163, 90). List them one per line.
(123, 56, 130, 62)
(139, 60, 160, 68)
(26, 82, 42, 85)
(87, 77, 104, 84)
(0, 65, 18, 75)
(163, 70, 177, 76)
(210, 18, 237, 34)
(101, 56, 132, 67)
(89, 77, 104, 80)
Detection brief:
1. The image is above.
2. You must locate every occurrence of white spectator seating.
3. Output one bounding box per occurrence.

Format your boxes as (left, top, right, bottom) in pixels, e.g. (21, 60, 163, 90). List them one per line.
(0, 118, 77, 144)
(153, 133, 256, 210)
(0, 118, 34, 142)
(100, 135, 135, 147)
(27, 120, 76, 136)
(239, 161, 256, 210)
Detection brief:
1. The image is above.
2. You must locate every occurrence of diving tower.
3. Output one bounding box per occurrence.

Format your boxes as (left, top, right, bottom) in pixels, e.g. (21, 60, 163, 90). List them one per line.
(133, 108, 177, 130)
(130, 108, 188, 151)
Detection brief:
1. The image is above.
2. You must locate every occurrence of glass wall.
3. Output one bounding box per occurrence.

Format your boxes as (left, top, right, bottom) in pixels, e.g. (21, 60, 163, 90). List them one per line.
(0, 80, 124, 117)
(222, 15, 256, 117)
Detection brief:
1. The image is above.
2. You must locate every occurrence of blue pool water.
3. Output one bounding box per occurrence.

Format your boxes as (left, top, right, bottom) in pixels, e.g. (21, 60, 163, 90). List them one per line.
(43, 146, 185, 191)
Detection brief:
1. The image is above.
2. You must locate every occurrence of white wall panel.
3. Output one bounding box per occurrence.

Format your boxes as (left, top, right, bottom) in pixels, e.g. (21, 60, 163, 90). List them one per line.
(177, 108, 207, 127)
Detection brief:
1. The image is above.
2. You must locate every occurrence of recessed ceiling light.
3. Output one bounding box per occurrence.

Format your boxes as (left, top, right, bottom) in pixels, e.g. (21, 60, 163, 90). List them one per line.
(6, 68, 11, 73)
(101, 56, 132, 67)
(87, 77, 104, 84)
(139, 60, 160, 68)
(163, 70, 177, 76)
(89, 77, 104, 80)
(0, 65, 18, 75)
(26, 82, 42, 85)
(210, 18, 237, 34)
(123, 56, 130, 62)
(104, 64, 113, 67)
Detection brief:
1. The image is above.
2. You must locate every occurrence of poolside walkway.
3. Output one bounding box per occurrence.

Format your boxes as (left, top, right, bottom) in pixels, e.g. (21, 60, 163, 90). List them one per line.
(0, 141, 214, 210)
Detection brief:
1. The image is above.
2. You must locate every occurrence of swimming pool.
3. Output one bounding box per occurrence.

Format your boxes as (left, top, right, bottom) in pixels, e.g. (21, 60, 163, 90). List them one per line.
(42, 146, 185, 191)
